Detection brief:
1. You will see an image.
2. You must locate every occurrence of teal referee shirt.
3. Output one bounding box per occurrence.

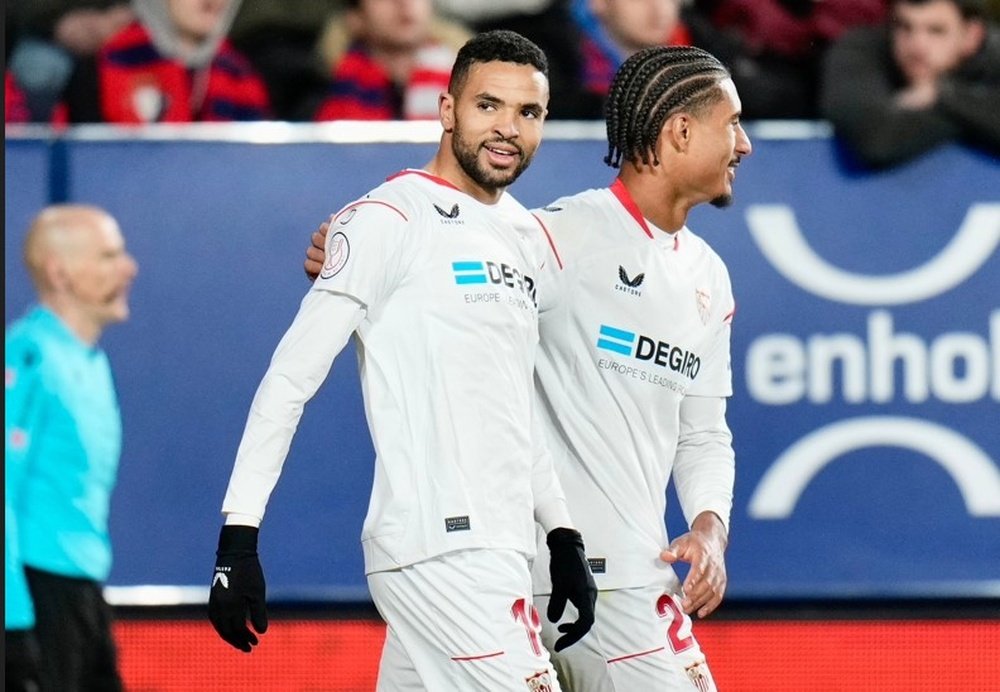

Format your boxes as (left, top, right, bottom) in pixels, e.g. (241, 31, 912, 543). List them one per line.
(5, 305, 122, 598)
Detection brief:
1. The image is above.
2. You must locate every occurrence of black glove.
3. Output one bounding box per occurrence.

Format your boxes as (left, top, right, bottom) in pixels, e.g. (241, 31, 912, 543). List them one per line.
(546, 527, 597, 652)
(208, 525, 268, 652)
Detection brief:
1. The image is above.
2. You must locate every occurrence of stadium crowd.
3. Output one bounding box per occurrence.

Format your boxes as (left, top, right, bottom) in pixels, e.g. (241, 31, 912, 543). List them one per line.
(4, 4, 997, 118)
(6, 1, 1000, 168)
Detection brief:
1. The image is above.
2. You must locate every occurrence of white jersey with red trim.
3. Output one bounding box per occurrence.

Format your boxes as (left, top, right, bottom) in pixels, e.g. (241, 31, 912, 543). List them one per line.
(530, 180, 736, 592)
(222, 169, 569, 574)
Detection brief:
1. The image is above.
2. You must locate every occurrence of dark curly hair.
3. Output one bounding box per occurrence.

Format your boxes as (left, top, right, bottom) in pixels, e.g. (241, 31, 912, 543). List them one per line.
(605, 46, 731, 169)
(448, 30, 549, 96)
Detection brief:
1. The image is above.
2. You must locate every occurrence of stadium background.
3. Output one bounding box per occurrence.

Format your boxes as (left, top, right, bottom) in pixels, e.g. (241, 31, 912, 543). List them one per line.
(5, 121, 999, 690)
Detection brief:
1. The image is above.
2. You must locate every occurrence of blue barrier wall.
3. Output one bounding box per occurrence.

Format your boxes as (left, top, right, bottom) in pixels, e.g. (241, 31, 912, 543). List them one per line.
(5, 126, 999, 599)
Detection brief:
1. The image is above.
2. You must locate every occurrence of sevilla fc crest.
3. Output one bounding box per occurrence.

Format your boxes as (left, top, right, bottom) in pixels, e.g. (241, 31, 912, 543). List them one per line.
(525, 670, 553, 692)
(695, 288, 712, 325)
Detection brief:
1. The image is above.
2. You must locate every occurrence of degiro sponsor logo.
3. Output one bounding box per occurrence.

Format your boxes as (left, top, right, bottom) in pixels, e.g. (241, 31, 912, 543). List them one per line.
(596, 324, 701, 378)
(745, 202, 1000, 520)
(452, 260, 537, 307)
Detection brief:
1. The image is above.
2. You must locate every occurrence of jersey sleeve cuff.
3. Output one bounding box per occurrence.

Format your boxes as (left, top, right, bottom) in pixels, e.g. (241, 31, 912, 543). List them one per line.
(223, 512, 262, 528)
(534, 497, 574, 534)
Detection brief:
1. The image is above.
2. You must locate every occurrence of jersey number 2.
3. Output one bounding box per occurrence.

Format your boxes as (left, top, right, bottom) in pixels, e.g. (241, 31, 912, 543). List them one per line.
(656, 594, 694, 654)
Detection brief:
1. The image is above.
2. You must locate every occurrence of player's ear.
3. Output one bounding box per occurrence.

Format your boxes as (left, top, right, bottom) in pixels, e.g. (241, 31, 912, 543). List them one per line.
(667, 113, 692, 153)
(960, 19, 986, 58)
(44, 255, 72, 293)
(439, 92, 455, 133)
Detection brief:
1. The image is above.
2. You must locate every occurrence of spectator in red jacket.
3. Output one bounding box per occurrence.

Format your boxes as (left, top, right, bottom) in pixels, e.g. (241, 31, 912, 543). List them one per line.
(96, 0, 270, 123)
(6, 72, 33, 123)
(313, 0, 472, 121)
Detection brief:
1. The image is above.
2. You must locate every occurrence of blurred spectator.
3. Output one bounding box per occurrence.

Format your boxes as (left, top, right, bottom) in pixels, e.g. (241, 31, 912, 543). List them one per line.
(313, 0, 471, 121)
(433, 0, 556, 24)
(90, 0, 270, 123)
(450, 0, 590, 120)
(687, 0, 886, 119)
(567, 0, 692, 117)
(821, 0, 1000, 168)
(5, 204, 138, 692)
(467, 0, 691, 120)
(5, 72, 33, 123)
(5, 1, 134, 121)
(228, 0, 345, 120)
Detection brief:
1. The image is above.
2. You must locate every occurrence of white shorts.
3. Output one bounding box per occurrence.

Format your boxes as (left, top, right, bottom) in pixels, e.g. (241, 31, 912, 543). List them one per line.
(536, 584, 716, 692)
(368, 549, 561, 691)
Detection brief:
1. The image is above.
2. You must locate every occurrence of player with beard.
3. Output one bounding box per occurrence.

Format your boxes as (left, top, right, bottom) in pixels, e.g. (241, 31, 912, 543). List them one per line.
(306, 45, 750, 691)
(208, 30, 596, 691)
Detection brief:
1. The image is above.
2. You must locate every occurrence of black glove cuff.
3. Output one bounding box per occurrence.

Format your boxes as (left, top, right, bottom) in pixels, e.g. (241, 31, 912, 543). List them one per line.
(217, 525, 259, 554)
(546, 527, 584, 550)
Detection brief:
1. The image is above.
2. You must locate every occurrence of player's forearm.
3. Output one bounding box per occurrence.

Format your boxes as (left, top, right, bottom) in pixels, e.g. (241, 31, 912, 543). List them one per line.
(221, 288, 364, 520)
(530, 399, 574, 532)
(531, 440, 574, 531)
(674, 396, 735, 533)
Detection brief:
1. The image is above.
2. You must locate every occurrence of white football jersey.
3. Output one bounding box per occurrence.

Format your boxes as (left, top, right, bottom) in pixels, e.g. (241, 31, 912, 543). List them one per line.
(223, 170, 568, 574)
(530, 180, 736, 592)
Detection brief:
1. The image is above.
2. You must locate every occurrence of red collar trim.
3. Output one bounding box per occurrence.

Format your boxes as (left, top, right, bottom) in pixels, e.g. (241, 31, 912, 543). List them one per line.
(609, 178, 653, 239)
(386, 169, 462, 191)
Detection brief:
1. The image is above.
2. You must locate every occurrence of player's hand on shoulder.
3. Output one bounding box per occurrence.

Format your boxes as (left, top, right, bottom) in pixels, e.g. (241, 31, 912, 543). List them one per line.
(304, 218, 331, 282)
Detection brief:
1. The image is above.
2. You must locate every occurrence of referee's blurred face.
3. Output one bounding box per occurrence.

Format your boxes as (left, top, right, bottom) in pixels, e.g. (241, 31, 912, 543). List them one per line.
(62, 212, 139, 330)
(443, 60, 549, 193)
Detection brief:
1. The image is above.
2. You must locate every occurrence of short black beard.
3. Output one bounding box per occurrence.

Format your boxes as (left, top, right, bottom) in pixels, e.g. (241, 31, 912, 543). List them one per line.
(710, 194, 733, 208)
(451, 121, 532, 192)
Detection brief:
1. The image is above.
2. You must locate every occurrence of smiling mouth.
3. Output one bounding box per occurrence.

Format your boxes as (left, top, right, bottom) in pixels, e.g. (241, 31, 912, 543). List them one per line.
(483, 141, 521, 159)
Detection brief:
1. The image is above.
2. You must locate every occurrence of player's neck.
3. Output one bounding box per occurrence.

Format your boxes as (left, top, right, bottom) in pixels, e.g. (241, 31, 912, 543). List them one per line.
(619, 167, 689, 234)
(425, 140, 505, 205)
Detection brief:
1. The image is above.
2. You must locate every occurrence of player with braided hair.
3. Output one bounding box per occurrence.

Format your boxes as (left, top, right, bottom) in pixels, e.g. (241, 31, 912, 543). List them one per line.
(526, 44, 749, 691)
(605, 46, 734, 168)
(305, 44, 750, 691)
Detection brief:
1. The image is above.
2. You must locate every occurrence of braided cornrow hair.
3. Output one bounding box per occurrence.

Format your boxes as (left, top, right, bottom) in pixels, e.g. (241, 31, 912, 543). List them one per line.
(605, 46, 731, 168)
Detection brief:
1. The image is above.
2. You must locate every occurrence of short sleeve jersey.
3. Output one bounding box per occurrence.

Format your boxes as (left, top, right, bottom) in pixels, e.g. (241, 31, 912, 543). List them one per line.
(313, 170, 554, 573)
(4, 306, 121, 583)
(531, 181, 735, 591)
